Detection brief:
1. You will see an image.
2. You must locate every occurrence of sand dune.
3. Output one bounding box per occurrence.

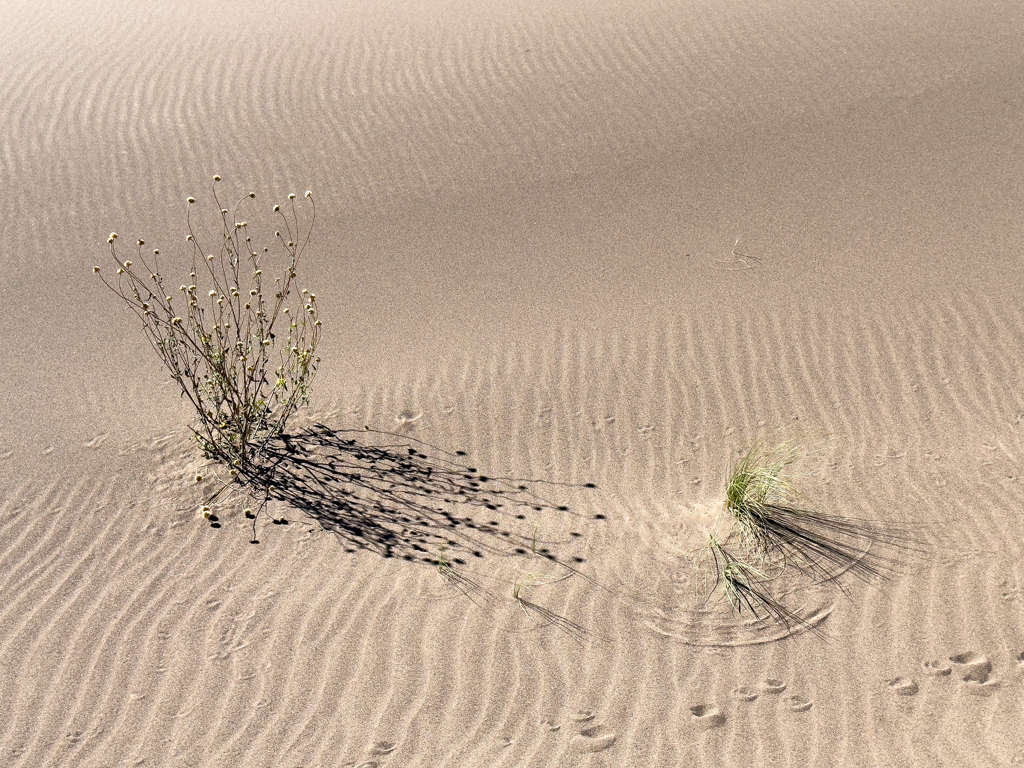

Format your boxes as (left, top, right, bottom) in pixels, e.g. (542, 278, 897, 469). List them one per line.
(2, 0, 1024, 765)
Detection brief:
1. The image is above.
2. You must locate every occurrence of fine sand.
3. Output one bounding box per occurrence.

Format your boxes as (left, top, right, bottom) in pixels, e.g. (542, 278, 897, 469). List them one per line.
(3, 0, 1024, 765)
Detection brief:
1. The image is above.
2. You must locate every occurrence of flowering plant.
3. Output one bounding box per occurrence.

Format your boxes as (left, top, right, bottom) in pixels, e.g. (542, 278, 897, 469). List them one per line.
(96, 176, 321, 476)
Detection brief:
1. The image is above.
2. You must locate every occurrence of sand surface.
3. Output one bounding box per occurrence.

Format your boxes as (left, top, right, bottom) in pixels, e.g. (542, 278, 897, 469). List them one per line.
(3, 0, 1024, 765)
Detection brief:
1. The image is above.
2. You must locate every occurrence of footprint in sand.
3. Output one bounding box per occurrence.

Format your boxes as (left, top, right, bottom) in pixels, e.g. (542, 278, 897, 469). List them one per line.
(741, 678, 809, 712)
(900, 651, 1005, 699)
(689, 704, 727, 730)
(784, 695, 813, 713)
(887, 677, 919, 696)
(949, 651, 1002, 695)
(569, 724, 617, 753)
(368, 740, 396, 756)
(950, 651, 993, 683)
(732, 686, 759, 702)
(923, 660, 952, 677)
(539, 717, 561, 732)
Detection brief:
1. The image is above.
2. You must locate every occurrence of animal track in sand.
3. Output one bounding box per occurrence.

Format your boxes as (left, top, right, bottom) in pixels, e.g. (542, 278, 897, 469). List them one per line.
(950, 651, 1002, 695)
(533, 709, 616, 753)
(689, 704, 727, 730)
(949, 651, 992, 683)
(539, 717, 561, 732)
(923, 660, 952, 677)
(732, 686, 759, 702)
(784, 695, 813, 713)
(368, 740, 396, 755)
(894, 651, 1009, 700)
(692, 678, 810, 726)
(569, 724, 618, 753)
(887, 677, 919, 696)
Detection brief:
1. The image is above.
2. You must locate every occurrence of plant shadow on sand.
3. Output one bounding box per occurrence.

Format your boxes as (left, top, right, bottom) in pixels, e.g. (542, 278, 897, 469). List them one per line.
(228, 422, 603, 643)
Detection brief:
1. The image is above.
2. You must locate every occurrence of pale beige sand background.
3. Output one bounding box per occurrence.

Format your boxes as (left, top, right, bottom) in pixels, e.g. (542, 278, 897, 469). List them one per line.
(3, 0, 1024, 765)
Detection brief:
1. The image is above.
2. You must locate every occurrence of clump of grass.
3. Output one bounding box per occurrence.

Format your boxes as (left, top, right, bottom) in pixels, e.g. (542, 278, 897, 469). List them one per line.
(699, 435, 919, 633)
(95, 176, 321, 478)
(725, 439, 802, 561)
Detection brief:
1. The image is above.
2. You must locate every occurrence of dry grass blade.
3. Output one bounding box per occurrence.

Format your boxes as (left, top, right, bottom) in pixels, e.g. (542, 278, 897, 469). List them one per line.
(435, 546, 497, 608)
(512, 569, 589, 645)
(514, 599, 591, 646)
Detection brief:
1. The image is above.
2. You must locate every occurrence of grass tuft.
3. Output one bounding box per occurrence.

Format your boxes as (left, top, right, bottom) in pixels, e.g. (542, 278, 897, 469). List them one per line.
(699, 434, 922, 635)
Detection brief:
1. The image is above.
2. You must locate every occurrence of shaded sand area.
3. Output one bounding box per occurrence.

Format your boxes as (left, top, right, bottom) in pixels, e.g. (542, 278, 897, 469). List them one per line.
(3, 0, 1024, 765)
